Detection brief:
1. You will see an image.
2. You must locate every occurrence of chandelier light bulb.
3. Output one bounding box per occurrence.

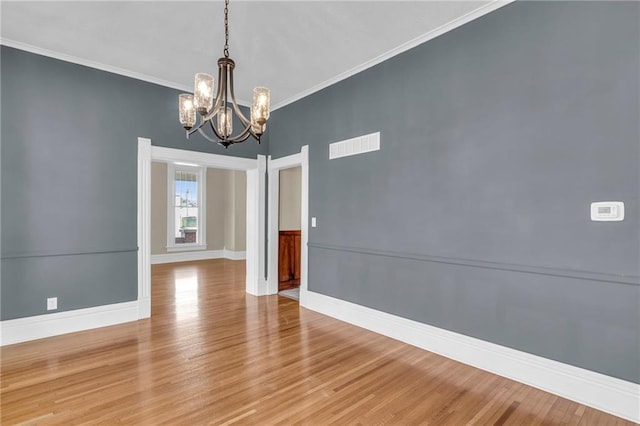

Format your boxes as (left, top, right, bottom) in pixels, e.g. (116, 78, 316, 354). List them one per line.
(193, 73, 214, 115)
(251, 120, 266, 136)
(217, 106, 233, 137)
(178, 94, 196, 130)
(251, 87, 270, 125)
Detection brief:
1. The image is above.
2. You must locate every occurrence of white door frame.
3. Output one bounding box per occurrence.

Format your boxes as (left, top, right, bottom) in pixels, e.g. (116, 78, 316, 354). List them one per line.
(267, 146, 309, 300)
(137, 137, 267, 318)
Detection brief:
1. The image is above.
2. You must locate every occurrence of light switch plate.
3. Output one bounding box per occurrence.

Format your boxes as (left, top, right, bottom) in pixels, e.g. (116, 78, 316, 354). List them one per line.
(311, 217, 317, 227)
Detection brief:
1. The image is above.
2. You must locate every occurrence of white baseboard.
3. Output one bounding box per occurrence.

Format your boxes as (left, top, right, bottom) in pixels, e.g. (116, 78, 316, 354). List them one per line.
(224, 249, 246, 260)
(138, 297, 151, 319)
(300, 289, 640, 423)
(0, 301, 139, 346)
(151, 250, 223, 264)
(151, 249, 246, 264)
(246, 278, 270, 296)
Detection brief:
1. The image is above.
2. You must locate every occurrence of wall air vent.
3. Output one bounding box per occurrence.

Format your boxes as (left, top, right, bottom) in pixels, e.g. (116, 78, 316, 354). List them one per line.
(329, 132, 380, 160)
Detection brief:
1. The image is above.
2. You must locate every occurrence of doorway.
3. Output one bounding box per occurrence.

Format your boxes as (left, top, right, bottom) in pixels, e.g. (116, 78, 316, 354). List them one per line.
(277, 167, 302, 297)
(137, 138, 266, 319)
(266, 146, 309, 301)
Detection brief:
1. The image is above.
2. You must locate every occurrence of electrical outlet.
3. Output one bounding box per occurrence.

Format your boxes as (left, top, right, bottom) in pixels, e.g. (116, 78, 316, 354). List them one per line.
(47, 297, 58, 311)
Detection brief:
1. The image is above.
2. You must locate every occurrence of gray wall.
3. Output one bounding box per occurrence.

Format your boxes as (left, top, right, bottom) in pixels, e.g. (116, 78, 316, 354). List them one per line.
(1, 46, 265, 320)
(267, 2, 639, 383)
(1, 1, 638, 385)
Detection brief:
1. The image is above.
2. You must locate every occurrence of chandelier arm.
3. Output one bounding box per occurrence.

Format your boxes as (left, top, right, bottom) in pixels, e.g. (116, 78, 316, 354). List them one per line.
(223, 122, 250, 144)
(232, 133, 253, 144)
(227, 128, 254, 144)
(215, 126, 257, 148)
(226, 122, 258, 144)
(202, 62, 227, 122)
(208, 119, 227, 141)
(227, 68, 251, 127)
(231, 99, 250, 127)
(196, 127, 221, 143)
(192, 115, 229, 144)
(187, 113, 210, 137)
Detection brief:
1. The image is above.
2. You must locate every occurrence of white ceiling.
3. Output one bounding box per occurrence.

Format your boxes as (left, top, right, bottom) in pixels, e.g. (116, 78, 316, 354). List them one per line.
(1, 1, 502, 109)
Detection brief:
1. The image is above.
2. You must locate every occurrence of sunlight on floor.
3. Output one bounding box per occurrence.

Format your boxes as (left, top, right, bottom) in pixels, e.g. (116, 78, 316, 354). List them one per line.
(173, 267, 200, 321)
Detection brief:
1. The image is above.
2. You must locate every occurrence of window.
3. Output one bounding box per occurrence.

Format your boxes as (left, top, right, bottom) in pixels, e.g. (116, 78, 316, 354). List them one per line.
(167, 163, 207, 251)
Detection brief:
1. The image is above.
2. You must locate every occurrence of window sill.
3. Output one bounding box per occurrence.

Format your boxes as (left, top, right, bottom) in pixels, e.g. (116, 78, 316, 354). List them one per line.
(166, 244, 208, 253)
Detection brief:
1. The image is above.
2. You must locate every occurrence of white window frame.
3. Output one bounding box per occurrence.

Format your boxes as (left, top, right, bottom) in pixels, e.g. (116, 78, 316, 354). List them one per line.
(166, 163, 207, 252)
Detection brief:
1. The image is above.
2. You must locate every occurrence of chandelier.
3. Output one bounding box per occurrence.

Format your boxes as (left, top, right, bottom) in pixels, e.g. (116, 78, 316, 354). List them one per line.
(178, 0, 270, 148)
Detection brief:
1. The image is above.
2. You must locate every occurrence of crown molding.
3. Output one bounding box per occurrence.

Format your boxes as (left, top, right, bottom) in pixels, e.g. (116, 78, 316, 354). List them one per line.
(0, 38, 254, 106)
(271, 0, 515, 111)
(2, 0, 512, 112)
(0, 38, 193, 92)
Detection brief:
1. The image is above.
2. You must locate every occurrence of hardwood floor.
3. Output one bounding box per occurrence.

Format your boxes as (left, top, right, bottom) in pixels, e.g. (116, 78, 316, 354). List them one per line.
(1, 259, 633, 425)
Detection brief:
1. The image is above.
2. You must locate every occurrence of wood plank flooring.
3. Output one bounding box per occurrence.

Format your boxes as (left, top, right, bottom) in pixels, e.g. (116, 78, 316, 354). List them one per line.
(1, 259, 634, 425)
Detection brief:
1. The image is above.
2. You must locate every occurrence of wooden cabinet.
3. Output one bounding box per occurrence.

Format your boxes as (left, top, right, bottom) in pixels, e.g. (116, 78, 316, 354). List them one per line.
(278, 230, 301, 290)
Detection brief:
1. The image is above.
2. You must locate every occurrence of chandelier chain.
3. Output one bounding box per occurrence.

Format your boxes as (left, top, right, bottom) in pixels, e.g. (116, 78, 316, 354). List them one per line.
(223, 0, 230, 58)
